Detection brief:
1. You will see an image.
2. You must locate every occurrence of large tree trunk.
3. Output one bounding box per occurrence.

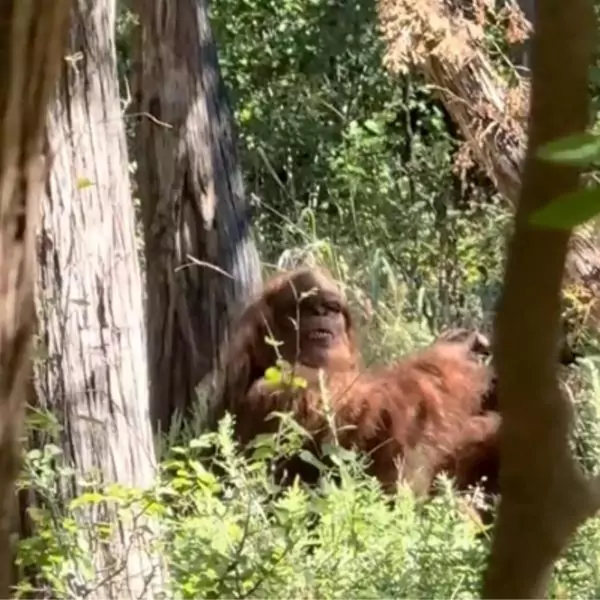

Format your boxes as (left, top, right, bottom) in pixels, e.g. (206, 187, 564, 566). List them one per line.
(0, 2, 72, 597)
(378, 0, 600, 322)
(133, 0, 263, 433)
(482, 0, 600, 595)
(31, 1, 163, 597)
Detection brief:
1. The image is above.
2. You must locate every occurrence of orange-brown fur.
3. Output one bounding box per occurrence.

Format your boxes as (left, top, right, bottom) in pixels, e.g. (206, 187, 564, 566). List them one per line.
(219, 266, 500, 495)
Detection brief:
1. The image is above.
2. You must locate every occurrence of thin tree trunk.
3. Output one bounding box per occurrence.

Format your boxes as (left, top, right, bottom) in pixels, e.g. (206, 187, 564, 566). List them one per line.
(0, 2, 71, 597)
(133, 0, 263, 433)
(482, 0, 600, 595)
(32, 1, 163, 597)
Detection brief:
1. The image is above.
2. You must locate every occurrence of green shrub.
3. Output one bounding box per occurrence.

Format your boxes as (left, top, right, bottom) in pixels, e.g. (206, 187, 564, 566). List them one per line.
(15, 377, 600, 600)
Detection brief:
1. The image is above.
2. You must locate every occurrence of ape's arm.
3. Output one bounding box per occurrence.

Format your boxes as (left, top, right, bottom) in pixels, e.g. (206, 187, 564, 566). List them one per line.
(438, 411, 501, 491)
(232, 367, 334, 446)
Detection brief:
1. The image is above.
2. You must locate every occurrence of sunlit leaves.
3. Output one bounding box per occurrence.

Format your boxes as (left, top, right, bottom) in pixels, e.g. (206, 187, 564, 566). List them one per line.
(264, 360, 308, 389)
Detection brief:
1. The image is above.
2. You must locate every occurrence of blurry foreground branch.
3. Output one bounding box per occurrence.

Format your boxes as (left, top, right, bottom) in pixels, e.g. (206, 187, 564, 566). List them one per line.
(478, 0, 600, 595)
(0, 2, 71, 595)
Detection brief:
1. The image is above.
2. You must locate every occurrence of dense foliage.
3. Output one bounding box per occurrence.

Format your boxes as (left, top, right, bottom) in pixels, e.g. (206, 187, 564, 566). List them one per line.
(210, 0, 510, 338)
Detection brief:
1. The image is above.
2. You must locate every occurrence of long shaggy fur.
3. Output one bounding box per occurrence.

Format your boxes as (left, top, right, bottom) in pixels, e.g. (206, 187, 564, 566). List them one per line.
(218, 266, 500, 495)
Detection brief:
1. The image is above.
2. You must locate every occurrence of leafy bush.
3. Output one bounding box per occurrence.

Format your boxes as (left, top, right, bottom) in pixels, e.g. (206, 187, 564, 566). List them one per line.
(15, 380, 600, 599)
(15, 412, 490, 599)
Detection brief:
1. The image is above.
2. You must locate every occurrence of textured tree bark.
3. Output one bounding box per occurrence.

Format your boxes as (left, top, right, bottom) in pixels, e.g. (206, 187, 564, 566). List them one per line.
(132, 0, 263, 433)
(0, 2, 71, 597)
(482, 0, 600, 596)
(31, 1, 163, 597)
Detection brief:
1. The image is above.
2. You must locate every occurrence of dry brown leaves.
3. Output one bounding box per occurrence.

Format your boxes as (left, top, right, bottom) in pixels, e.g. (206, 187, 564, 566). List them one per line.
(378, 0, 530, 73)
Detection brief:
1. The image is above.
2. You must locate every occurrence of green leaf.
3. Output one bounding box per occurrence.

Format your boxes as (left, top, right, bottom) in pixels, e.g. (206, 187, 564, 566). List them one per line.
(69, 491, 105, 508)
(76, 177, 95, 190)
(188, 436, 214, 450)
(264, 366, 283, 385)
(536, 133, 600, 166)
(297, 449, 327, 471)
(322, 443, 356, 463)
(270, 411, 311, 438)
(291, 374, 308, 389)
(250, 445, 277, 461)
(530, 187, 600, 229)
(363, 118, 383, 135)
(238, 107, 253, 123)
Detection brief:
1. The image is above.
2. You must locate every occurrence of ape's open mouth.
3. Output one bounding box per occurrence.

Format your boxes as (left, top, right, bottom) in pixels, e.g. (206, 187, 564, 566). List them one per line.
(307, 328, 334, 342)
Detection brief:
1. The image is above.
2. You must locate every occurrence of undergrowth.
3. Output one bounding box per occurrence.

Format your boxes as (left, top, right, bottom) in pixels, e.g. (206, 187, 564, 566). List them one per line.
(14, 279, 600, 599)
(15, 389, 600, 599)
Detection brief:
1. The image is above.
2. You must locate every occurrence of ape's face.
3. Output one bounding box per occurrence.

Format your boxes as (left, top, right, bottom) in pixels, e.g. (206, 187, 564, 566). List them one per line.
(268, 269, 353, 369)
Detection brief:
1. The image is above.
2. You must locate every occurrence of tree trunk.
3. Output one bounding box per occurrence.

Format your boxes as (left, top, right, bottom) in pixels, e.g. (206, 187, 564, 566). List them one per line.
(0, 2, 72, 596)
(482, 0, 600, 595)
(132, 0, 263, 434)
(32, 1, 163, 597)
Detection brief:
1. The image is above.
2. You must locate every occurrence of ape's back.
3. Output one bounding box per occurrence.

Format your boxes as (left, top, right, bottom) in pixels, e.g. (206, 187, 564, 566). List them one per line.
(331, 341, 497, 493)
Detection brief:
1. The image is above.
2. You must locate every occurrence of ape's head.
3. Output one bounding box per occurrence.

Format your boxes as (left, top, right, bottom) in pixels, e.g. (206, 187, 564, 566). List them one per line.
(218, 266, 359, 411)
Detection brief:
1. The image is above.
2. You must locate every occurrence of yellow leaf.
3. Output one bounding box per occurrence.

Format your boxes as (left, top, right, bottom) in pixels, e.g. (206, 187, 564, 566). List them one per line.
(76, 177, 95, 190)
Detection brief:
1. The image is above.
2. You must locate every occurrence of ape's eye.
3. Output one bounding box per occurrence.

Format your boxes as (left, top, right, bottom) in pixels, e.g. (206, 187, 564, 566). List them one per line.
(325, 300, 342, 313)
